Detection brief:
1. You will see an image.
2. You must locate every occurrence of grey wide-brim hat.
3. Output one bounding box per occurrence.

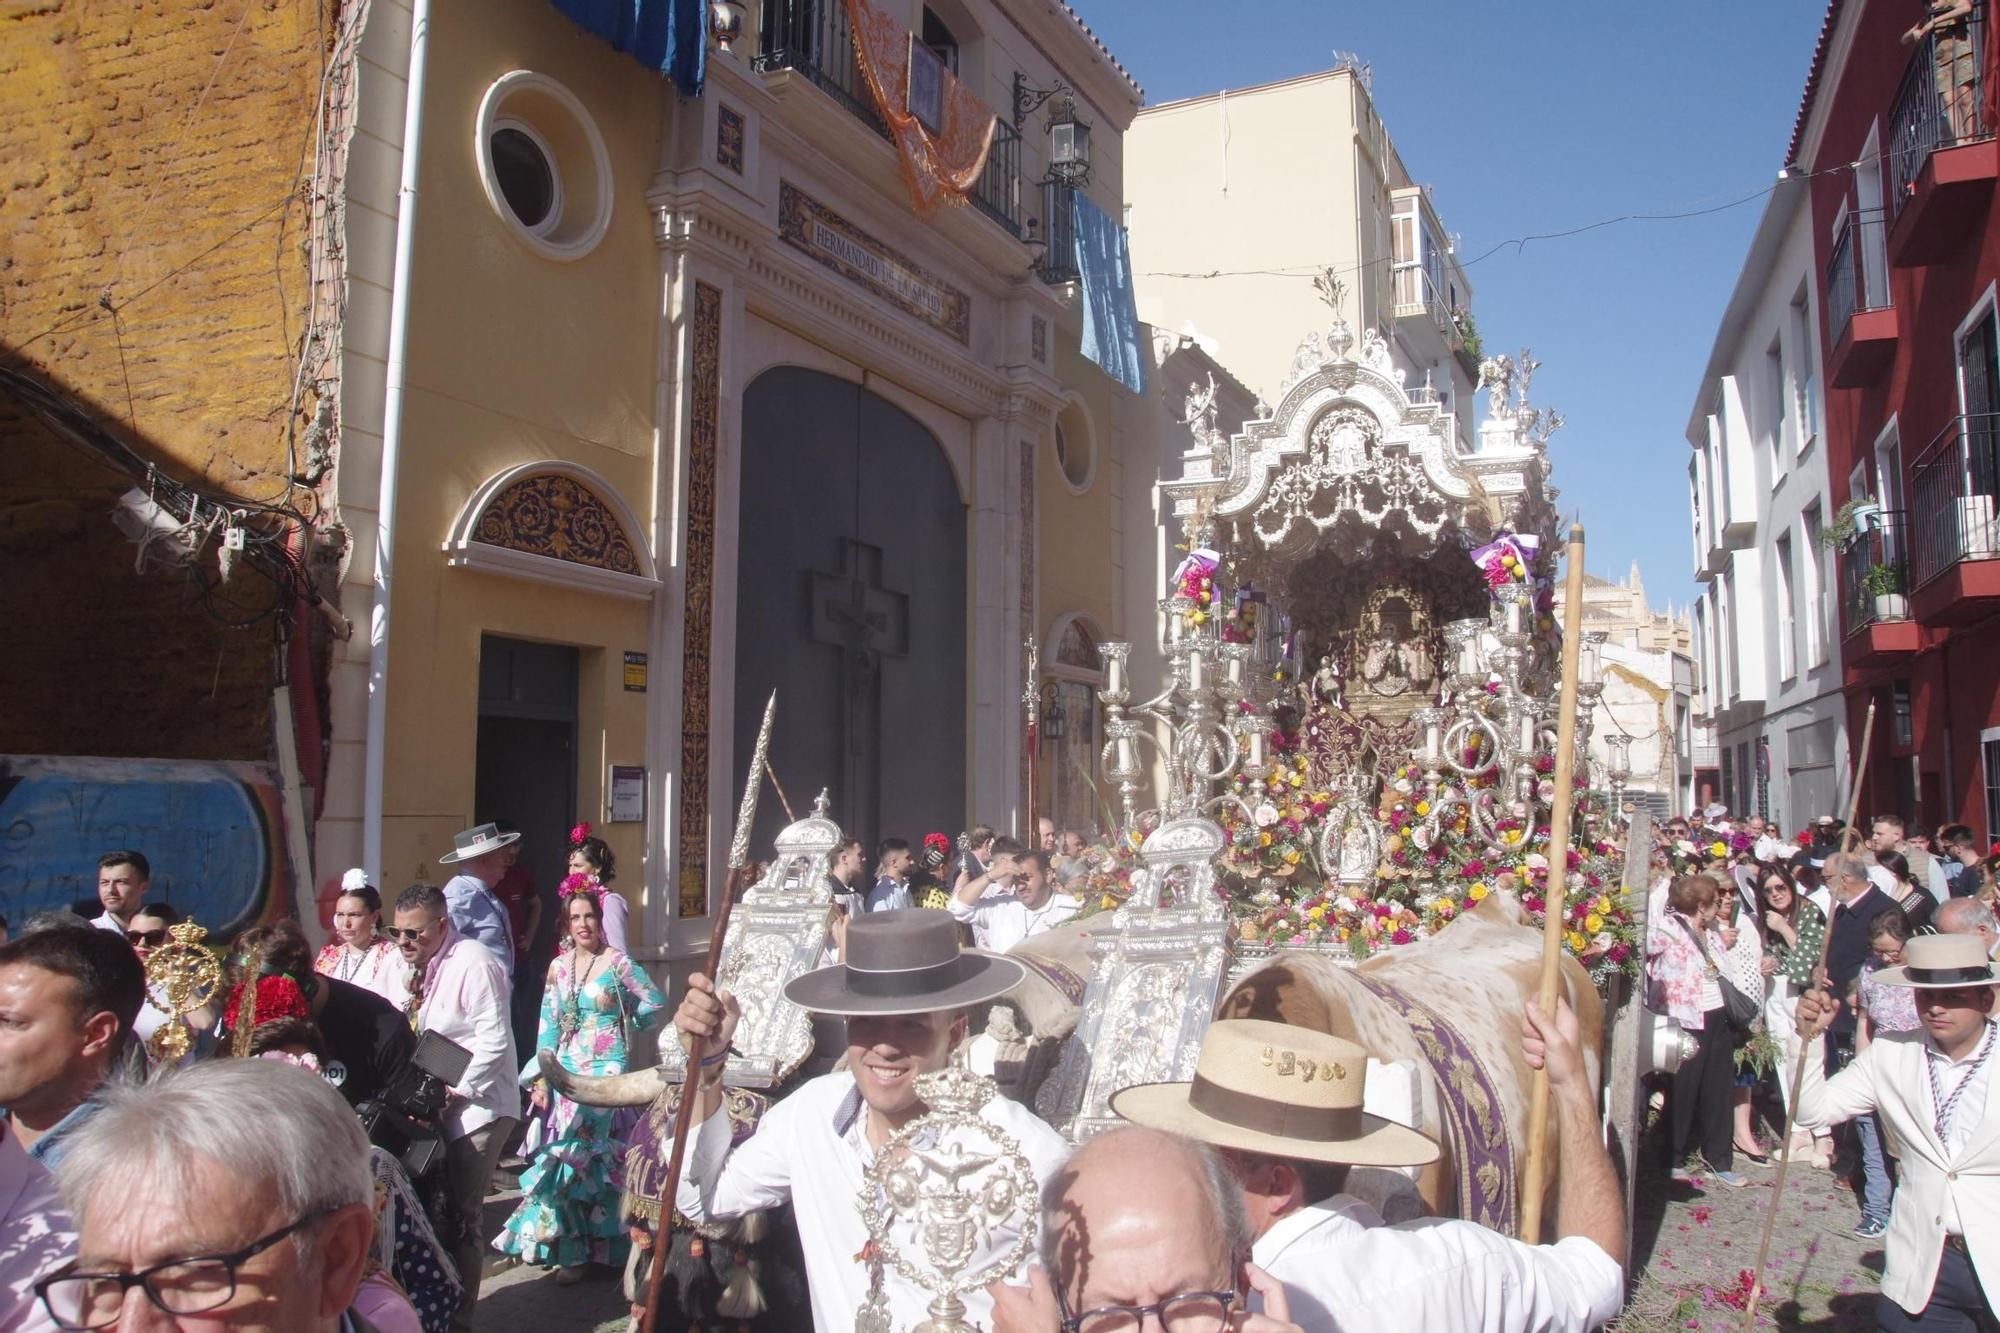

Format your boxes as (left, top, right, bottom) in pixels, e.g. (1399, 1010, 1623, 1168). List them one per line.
(782, 908, 1025, 1016)
(439, 822, 521, 864)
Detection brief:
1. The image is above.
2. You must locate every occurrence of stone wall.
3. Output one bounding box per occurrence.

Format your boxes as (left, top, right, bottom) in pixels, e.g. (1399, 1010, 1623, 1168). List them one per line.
(0, 3, 331, 759)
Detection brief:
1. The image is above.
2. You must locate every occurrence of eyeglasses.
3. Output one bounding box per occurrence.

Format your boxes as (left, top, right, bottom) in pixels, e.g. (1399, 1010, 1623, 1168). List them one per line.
(384, 926, 430, 943)
(123, 929, 167, 947)
(36, 1207, 335, 1329)
(1057, 1286, 1238, 1333)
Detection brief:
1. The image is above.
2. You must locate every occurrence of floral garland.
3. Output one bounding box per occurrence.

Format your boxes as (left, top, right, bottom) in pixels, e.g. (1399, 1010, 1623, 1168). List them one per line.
(559, 871, 606, 907)
(1171, 548, 1220, 632)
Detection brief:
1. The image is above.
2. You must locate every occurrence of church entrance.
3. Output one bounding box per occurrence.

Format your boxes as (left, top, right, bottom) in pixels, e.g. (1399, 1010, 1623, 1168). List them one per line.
(734, 367, 967, 855)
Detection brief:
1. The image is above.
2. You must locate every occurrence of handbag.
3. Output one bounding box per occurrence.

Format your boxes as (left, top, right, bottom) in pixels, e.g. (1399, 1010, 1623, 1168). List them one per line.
(1683, 916, 1760, 1035)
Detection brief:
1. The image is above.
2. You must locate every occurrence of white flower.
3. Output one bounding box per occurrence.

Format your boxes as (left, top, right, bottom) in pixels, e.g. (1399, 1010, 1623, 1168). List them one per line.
(1393, 778, 1413, 794)
(1524, 853, 1549, 871)
(341, 867, 371, 892)
(1254, 803, 1280, 828)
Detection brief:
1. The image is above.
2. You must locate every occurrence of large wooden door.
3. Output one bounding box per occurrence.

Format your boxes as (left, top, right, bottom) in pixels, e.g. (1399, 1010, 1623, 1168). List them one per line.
(734, 367, 968, 854)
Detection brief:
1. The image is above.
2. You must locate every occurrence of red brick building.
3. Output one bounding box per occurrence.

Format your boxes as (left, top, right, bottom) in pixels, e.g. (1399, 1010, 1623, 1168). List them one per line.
(1796, 0, 2000, 834)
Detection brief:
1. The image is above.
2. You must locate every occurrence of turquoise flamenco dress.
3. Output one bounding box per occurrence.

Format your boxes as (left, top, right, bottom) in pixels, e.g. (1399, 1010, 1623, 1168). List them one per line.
(495, 947, 667, 1269)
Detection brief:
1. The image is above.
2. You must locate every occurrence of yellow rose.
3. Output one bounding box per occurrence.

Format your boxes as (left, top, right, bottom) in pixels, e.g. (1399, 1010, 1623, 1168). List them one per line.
(1101, 894, 1119, 910)
(1259, 832, 1272, 847)
(1585, 913, 1604, 933)
(1594, 895, 1611, 914)
(1288, 772, 1304, 787)
(1306, 905, 1326, 921)
(1566, 930, 1587, 953)
(1710, 841, 1727, 857)
(1415, 800, 1431, 816)
(1284, 850, 1302, 865)
(1189, 609, 1208, 626)
(1468, 882, 1488, 901)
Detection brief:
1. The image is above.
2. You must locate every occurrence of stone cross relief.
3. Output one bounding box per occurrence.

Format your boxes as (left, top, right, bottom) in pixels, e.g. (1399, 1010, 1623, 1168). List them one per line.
(809, 539, 910, 835)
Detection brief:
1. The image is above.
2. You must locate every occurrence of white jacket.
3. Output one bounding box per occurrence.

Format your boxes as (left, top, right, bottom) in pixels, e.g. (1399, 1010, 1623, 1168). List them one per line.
(1794, 1026, 1999, 1314)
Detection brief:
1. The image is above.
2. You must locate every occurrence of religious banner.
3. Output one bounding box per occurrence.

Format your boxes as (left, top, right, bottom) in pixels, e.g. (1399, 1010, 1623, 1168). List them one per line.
(840, 0, 997, 215)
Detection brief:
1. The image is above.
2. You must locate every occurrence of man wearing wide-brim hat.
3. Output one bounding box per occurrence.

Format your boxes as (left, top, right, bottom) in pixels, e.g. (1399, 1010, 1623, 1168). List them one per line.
(1796, 933, 2000, 1332)
(437, 822, 518, 986)
(1110, 1000, 1626, 1333)
(671, 908, 1069, 1332)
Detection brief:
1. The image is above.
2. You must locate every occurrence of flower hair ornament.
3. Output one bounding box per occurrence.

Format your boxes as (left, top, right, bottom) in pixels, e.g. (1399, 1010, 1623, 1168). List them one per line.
(224, 975, 312, 1035)
(257, 1048, 324, 1074)
(569, 822, 594, 849)
(341, 867, 372, 893)
(922, 832, 952, 868)
(559, 871, 606, 905)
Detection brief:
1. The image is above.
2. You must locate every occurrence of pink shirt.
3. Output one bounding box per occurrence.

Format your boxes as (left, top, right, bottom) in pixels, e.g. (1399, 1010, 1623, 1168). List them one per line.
(412, 928, 520, 1138)
(1, 1121, 72, 1333)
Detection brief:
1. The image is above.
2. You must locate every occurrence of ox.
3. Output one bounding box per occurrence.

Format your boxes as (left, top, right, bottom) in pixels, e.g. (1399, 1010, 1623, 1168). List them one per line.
(1008, 889, 1604, 1232)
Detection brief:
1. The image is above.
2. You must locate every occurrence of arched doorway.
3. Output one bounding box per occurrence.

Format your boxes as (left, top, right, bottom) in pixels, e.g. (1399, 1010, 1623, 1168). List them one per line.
(734, 367, 968, 854)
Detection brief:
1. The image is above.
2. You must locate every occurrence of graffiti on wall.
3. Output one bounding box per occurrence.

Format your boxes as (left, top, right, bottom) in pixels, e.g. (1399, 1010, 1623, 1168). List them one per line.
(0, 756, 292, 938)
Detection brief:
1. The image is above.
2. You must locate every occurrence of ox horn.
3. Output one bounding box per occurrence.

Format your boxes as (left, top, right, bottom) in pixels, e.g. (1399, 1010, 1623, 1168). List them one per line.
(538, 1049, 669, 1108)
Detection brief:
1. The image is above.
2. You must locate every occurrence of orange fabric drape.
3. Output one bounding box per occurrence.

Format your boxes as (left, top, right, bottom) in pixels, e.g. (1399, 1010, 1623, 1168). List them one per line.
(841, 0, 997, 215)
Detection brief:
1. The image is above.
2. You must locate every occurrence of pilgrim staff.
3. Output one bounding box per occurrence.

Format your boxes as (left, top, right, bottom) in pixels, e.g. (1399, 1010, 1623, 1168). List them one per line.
(1742, 699, 1876, 1327)
(1522, 524, 1587, 1244)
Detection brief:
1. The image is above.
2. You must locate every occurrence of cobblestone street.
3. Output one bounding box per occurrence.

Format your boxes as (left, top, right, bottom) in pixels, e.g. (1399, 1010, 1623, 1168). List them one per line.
(1616, 1109, 1881, 1333)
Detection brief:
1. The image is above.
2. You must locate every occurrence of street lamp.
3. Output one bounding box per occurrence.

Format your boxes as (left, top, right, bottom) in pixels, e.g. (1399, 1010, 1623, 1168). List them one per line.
(1013, 73, 1091, 186)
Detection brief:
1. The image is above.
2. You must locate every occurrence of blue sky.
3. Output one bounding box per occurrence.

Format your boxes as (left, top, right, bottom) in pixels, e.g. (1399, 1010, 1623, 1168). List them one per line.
(1082, 0, 1830, 613)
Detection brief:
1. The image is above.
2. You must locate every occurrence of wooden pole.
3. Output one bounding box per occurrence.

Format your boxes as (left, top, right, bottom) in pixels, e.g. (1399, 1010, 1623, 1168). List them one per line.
(763, 759, 796, 823)
(1520, 525, 1589, 1245)
(639, 693, 775, 1333)
(1740, 698, 1877, 1330)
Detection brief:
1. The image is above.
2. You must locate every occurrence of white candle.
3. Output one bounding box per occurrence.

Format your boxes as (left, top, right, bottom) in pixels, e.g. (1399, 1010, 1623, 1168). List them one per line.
(1227, 651, 1244, 687)
(1116, 735, 1138, 773)
(1248, 728, 1266, 768)
(1425, 715, 1442, 762)
(1105, 652, 1124, 699)
(1188, 650, 1205, 692)
(1505, 597, 1523, 636)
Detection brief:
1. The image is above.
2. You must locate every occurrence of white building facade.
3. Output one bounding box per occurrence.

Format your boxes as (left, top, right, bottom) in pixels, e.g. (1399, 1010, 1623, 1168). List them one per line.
(1687, 176, 1848, 831)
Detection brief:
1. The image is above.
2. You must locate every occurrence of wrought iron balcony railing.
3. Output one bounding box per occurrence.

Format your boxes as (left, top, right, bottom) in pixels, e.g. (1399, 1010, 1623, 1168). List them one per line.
(757, 0, 1024, 238)
(1888, 7, 1992, 222)
(1910, 412, 2000, 587)
(1841, 509, 1910, 633)
(1038, 178, 1079, 284)
(1826, 207, 1890, 342)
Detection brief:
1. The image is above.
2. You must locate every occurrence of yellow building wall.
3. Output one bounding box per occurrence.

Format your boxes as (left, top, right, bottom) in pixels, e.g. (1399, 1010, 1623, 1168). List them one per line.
(372, 0, 668, 931)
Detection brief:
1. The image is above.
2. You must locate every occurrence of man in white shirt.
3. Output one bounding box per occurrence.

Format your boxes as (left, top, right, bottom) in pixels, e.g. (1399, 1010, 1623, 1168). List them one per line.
(88, 851, 148, 935)
(827, 836, 868, 918)
(1793, 933, 2000, 1331)
(866, 838, 917, 912)
(669, 909, 1070, 1332)
(390, 883, 518, 1331)
(1109, 1006, 1626, 1333)
(1873, 815, 1952, 904)
(950, 849, 1080, 953)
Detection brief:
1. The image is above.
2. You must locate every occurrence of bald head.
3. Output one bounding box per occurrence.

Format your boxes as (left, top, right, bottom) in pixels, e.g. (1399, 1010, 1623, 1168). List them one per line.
(1937, 897, 1999, 940)
(1040, 1126, 1249, 1311)
(1823, 851, 1873, 900)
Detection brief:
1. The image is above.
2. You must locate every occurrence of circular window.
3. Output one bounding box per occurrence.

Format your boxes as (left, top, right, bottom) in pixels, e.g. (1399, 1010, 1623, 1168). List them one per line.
(1054, 398, 1096, 493)
(489, 122, 560, 233)
(475, 72, 613, 261)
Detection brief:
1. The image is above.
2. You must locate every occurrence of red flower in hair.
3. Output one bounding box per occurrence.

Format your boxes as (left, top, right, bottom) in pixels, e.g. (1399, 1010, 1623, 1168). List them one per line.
(923, 833, 951, 857)
(569, 822, 594, 848)
(223, 975, 311, 1031)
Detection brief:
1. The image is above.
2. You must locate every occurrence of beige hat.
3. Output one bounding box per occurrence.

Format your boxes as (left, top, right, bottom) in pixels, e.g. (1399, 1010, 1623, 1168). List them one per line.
(1110, 1018, 1440, 1168)
(1873, 933, 2000, 989)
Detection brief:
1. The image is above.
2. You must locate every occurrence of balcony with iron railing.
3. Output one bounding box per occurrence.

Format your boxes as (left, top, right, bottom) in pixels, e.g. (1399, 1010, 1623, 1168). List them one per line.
(756, 0, 1026, 240)
(1824, 207, 1896, 387)
(1909, 413, 2000, 622)
(1391, 264, 1477, 376)
(1840, 510, 1919, 663)
(1887, 5, 1997, 263)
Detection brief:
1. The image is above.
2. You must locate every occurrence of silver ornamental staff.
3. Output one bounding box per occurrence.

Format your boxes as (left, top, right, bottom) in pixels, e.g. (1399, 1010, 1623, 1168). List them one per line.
(639, 690, 776, 1333)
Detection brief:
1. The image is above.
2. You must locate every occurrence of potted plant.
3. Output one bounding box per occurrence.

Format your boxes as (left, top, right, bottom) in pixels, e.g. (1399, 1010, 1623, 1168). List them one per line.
(1863, 559, 1908, 619)
(1825, 494, 1879, 549)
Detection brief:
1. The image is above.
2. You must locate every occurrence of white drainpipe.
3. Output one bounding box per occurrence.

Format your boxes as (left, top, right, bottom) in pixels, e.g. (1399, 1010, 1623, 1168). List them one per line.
(363, 0, 434, 881)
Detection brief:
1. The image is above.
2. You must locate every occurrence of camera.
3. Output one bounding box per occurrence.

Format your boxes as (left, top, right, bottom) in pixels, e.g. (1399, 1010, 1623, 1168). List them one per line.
(358, 1029, 472, 1180)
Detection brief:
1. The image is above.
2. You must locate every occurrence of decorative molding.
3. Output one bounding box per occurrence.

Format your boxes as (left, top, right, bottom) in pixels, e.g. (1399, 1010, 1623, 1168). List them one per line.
(716, 104, 745, 174)
(677, 282, 724, 920)
(777, 181, 971, 344)
(442, 462, 659, 596)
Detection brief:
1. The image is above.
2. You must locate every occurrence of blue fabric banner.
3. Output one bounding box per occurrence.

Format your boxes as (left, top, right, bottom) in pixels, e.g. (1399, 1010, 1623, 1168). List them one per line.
(1072, 189, 1149, 397)
(550, 0, 706, 98)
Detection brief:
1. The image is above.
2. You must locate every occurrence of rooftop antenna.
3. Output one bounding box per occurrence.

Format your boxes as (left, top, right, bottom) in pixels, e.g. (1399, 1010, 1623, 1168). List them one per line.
(1331, 49, 1372, 92)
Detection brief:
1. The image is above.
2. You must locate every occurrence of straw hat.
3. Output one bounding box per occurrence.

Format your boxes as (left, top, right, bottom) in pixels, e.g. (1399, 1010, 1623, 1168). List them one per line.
(1111, 1018, 1439, 1167)
(438, 822, 521, 864)
(782, 909, 1025, 1016)
(1872, 933, 2000, 990)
